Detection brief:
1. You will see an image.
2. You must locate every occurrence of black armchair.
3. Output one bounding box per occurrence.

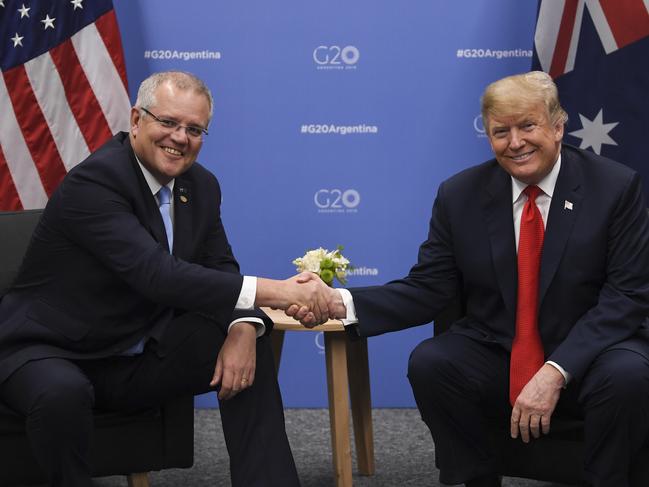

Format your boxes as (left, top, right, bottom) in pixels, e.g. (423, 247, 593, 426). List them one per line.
(0, 210, 194, 487)
(433, 298, 649, 486)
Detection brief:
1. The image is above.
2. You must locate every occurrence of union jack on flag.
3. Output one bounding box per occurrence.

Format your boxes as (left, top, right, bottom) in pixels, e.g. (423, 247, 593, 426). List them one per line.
(533, 0, 649, 198)
(0, 0, 130, 211)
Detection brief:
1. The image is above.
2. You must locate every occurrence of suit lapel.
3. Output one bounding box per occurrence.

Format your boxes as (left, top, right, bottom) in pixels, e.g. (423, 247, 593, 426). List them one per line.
(539, 148, 583, 303)
(482, 165, 518, 316)
(126, 141, 170, 251)
(172, 177, 194, 260)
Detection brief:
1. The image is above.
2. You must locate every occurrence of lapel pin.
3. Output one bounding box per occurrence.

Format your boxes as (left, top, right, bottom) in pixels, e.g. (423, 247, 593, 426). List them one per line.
(180, 195, 188, 203)
(564, 200, 573, 210)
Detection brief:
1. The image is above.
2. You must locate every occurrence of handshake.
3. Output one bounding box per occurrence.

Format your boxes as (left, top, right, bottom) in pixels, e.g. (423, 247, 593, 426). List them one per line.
(256, 272, 347, 327)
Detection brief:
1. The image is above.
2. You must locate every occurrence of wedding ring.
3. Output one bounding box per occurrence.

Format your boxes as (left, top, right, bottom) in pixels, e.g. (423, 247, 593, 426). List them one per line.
(241, 378, 248, 385)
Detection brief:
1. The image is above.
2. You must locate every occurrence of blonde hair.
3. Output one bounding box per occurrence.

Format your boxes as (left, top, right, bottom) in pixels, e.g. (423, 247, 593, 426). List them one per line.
(481, 71, 568, 130)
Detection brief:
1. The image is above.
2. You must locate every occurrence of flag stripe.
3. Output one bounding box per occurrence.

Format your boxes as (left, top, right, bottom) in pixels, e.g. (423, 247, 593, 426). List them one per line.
(3, 66, 68, 198)
(550, 0, 579, 78)
(585, 0, 619, 54)
(71, 22, 131, 137)
(0, 74, 48, 209)
(0, 146, 23, 211)
(600, 0, 649, 48)
(24, 53, 91, 172)
(534, 0, 566, 73)
(564, 0, 586, 73)
(94, 10, 129, 91)
(49, 39, 114, 153)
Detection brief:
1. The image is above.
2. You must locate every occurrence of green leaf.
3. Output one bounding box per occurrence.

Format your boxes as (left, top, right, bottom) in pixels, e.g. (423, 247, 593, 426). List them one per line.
(320, 269, 334, 285)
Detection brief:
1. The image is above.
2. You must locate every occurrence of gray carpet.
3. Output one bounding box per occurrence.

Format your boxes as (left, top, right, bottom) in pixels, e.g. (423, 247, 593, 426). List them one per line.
(91, 408, 571, 487)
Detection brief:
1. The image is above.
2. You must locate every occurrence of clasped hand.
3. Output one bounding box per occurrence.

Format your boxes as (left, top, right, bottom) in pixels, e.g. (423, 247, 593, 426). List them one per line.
(283, 272, 346, 327)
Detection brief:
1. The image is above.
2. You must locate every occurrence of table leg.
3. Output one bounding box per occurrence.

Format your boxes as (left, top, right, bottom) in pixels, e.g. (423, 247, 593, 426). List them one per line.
(325, 332, 353, 487)
(126, 473, 149, 487)
(270, 329, 285, 376)
(347, 337, 374, 475)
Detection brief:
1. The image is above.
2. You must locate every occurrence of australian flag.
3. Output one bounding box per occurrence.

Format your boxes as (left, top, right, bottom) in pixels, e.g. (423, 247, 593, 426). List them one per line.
(532, 0, 649, 199)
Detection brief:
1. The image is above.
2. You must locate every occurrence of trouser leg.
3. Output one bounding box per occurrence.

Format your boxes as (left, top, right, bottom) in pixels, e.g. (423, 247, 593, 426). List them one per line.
(576, 348, 649, 487)
(219, 336, 300, 487)
(0, 358, 94, 487)
(407, 333, 510, 485)
(81, 312, 299, 487)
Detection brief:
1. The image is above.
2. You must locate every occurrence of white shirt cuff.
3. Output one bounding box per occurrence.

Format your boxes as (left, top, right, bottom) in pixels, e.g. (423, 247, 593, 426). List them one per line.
(228, 317, 265, 337)
(545, 360, 570, 387)
(337, 288, 358, 326)
(235, 276, 256, 310)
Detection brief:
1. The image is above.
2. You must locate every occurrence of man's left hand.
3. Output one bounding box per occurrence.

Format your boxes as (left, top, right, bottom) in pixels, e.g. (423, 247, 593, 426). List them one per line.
(510, 363, 564, 443)
(210, 322, 257, 401)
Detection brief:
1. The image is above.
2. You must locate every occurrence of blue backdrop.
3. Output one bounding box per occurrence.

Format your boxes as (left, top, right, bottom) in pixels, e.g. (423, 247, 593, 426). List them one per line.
(112, 0, 538, 408)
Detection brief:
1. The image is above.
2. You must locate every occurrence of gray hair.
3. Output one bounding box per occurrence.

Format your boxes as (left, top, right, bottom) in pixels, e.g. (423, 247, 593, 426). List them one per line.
(481, 71, 568, 131)
(135, 71, 214, 122)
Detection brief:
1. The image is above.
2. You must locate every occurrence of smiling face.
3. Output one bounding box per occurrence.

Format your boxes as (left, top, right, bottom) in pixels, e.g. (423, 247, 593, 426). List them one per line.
(486, 103, 563, 185)
(130, 81, 210, 185)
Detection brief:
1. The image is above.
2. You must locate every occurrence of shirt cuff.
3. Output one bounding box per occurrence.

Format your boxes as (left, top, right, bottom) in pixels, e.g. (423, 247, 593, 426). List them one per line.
(545, 360, 570, 387)
(235, 276, 256, 310)
(228, 317, 265, 337)
(337, 288, 358, 326)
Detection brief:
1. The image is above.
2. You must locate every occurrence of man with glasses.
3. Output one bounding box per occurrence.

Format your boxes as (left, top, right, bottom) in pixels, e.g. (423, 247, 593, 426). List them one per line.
(0, 71, 321, 486)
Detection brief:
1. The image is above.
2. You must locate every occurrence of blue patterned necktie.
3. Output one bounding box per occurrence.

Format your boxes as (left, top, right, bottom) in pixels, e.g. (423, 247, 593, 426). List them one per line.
(158, 186, 173, 251)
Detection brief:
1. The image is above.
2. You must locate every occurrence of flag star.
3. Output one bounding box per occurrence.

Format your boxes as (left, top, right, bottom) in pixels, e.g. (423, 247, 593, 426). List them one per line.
(11, 32, 24, 47)
(568, 109, 618, 155)
(41, 14, 56, 29)
(71, 0, 83, 9)
(17, 3, 30, 18)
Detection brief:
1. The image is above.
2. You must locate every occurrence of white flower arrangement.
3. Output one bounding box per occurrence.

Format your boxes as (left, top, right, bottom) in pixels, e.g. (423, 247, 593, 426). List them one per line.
(293, 246, 351, 286)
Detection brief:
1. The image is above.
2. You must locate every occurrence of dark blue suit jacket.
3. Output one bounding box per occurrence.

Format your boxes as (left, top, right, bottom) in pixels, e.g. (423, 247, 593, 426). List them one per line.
(350, 145, 649, 382)
(0, 132, 270, 385)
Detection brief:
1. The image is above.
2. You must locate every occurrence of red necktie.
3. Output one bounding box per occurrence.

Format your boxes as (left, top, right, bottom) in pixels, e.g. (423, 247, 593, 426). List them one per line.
(510, 185, 545, 406)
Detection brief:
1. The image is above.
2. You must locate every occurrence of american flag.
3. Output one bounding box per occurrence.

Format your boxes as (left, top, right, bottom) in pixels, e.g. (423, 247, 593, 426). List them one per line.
(0, 0, 130, 210)
(532, 0, 649, 198)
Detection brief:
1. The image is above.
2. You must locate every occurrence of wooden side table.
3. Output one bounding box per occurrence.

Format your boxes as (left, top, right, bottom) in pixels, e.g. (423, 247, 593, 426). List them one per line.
(262, 308, 374, 487)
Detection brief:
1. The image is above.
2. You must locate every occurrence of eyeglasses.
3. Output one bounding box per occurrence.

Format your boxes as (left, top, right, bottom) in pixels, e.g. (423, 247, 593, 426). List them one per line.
(140, 108, 208, 139)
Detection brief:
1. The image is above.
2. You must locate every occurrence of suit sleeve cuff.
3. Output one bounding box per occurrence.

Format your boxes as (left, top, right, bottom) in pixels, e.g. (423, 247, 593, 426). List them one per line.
(235, 276, 256, 310)
(337, 288, 358, 326)
(228, 317, 265, 337)
(545, 360, 570, 387)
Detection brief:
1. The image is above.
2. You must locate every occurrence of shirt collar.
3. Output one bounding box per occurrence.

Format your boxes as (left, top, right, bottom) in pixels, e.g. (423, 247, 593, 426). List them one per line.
(511, 152, 562, 204)
(134, 155, 175, 197)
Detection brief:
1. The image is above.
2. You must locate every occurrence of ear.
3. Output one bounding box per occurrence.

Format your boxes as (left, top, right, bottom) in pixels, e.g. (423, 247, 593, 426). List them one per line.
(553, 121, 564, 142)
(130, 107, 142, 136)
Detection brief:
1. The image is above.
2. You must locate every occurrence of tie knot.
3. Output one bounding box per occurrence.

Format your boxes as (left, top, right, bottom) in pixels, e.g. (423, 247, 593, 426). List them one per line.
(158, 186, 171, 205)
(524, 185, 542, 202)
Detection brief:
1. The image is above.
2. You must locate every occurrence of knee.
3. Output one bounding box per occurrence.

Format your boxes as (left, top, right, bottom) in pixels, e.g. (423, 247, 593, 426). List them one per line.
(584, 350, 649, 406)
(29, 376, 95, 427)
(407, 337, 453, 389)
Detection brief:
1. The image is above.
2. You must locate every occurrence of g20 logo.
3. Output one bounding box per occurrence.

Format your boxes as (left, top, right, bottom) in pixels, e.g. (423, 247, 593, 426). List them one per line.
(313, 45, 360, 66)
(473, 114, 486, 137)
(314, 189, 361, 209)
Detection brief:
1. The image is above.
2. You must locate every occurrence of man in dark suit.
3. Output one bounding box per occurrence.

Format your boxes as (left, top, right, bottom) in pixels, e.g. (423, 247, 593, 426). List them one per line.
(291, 71, 649, 486)
(0, 71, 327, 487)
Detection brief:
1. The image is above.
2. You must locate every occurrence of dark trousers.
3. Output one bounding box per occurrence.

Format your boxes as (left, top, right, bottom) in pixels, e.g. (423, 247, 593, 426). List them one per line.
(407, 332, 649, 487)
(0, 312, 299, 487)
